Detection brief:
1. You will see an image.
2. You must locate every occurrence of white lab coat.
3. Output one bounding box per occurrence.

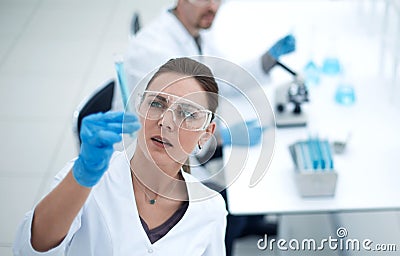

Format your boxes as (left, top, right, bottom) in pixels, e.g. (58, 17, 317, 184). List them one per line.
(116, 8, 270, 110)
(13, 151, 227, 256)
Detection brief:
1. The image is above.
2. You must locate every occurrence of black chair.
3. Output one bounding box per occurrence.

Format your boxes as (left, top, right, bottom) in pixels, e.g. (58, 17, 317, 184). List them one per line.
(131, 12, 141, 36)
(72, 79, 115, 146)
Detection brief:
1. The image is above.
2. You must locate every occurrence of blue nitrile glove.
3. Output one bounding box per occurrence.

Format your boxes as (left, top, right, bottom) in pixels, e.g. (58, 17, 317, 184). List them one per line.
(220, 120, 265, 147)
(267, 34, 296, 59)
(73, 111, 141, 187)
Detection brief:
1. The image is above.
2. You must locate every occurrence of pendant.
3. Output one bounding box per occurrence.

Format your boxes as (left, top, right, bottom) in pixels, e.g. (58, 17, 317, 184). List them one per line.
(149, 199, 156, 205)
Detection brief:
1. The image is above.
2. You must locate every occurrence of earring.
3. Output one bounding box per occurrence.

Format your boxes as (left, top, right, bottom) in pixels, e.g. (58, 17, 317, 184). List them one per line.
(198, 143, 202, 150)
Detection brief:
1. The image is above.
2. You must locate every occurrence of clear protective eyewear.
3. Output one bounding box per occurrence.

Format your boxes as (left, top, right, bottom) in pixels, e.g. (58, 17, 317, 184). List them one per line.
(188, 0, 222, 7)
(135, 90, 213, 131)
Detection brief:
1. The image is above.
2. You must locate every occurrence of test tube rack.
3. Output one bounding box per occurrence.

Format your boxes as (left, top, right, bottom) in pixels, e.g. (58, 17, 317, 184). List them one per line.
(289, 138, 338, 197)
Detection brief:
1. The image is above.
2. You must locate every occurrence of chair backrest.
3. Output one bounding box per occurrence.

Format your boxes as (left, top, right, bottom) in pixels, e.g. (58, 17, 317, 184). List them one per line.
(131, 12, 141, 36)
(72, 79, 115, 145)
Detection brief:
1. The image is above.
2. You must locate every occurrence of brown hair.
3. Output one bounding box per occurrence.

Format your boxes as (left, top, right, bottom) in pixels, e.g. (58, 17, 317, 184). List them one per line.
(147, 57, 219, 117)
(147, 57, 219, 173)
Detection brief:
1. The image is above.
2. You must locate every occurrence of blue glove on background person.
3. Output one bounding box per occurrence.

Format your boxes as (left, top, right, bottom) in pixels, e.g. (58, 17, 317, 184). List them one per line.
(262, 34, 296, 73)
(268, 34, 296, 60)
(73, 111, 141, 187)
(220, 120, 265, 147)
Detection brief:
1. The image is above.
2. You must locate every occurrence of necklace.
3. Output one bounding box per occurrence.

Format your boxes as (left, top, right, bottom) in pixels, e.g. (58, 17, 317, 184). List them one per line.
(131, 170, 158, 205)
(130, 169, 180, 205)
(138, 181, 158, 205)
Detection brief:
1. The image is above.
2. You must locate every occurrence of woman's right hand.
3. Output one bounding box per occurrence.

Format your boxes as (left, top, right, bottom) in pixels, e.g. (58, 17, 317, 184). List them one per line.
(73, 111, 141, 187)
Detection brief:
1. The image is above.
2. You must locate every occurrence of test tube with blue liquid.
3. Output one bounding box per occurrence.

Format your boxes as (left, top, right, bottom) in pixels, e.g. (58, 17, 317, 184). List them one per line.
(114, 54, 137, 138)
(114, 54, 130, 111)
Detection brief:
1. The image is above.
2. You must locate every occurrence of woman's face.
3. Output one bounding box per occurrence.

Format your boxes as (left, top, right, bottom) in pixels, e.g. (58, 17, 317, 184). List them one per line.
(136, 72, 216, 170)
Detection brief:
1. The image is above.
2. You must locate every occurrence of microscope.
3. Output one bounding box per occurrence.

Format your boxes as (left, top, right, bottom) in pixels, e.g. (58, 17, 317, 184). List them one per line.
(274, 61, 309, 128)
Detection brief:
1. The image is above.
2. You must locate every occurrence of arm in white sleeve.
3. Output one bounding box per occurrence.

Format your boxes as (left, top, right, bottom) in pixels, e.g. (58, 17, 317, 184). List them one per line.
(13, 209, 82, 256)
(13, 160, 83, 256)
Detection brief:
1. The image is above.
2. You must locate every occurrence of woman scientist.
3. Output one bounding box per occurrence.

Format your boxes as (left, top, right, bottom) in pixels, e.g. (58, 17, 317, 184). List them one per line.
(13, 57, 227, 255)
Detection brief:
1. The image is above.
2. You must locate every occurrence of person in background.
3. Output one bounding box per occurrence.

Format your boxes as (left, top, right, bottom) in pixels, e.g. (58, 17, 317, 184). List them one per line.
(13, 57, 227, 255)
(124, 0, 295, 99)
(122, 1, 296, 255)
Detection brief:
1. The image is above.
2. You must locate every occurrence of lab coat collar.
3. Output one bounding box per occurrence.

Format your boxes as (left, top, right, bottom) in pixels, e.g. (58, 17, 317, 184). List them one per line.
(93, 152, 220, 248)
(163, 8, 205, 55)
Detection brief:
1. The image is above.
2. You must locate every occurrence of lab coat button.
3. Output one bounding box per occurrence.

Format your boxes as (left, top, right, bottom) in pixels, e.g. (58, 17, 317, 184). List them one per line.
(148, 248, 153, 253)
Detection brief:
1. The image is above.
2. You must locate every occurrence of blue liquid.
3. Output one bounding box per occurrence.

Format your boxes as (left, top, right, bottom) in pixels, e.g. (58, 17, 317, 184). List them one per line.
(303, 60, 320, 86)
(335, 85, 356, 105)
(322, 57, 341, 75)
(115, 61, 130, 111)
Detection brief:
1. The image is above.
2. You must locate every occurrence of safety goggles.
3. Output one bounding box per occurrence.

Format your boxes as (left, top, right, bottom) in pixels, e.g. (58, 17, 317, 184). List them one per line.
(135, 90, 213, 131)
(188, 0, 222, 7)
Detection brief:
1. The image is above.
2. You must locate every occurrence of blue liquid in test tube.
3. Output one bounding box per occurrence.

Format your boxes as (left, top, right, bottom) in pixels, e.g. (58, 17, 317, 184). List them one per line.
(114, 57, 137, 138)
(114, 59, 130, 112)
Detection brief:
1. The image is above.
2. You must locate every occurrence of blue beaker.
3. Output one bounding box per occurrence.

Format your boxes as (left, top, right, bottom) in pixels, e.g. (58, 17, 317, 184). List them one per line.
(335, 83, 356, 105)
(322, 57, 341, 75)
